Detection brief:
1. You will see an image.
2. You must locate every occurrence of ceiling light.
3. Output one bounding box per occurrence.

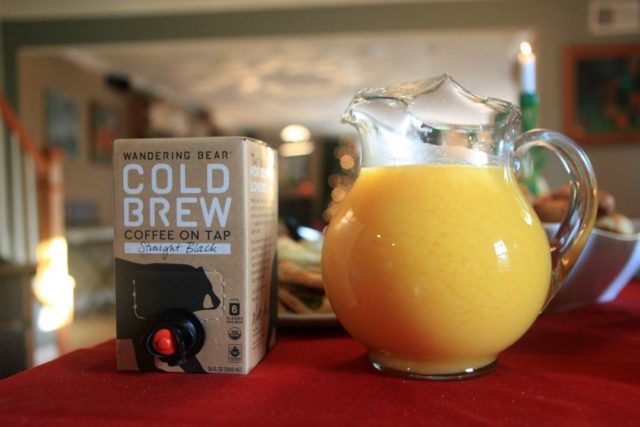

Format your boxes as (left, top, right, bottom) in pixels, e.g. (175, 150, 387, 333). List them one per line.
(280, 124, 310, 143)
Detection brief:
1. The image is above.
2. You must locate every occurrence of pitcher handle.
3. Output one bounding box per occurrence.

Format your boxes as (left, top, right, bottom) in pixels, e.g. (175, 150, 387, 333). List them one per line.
(512, 129, 598, 305)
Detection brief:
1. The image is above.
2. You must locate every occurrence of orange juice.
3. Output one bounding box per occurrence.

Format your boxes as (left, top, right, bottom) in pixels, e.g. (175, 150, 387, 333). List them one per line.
(322, 164, 551, 376)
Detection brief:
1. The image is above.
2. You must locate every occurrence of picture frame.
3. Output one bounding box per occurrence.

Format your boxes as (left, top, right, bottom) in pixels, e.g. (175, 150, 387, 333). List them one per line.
(45, 89, 80, 159)
(90, 102, 120, 164)
(563, 43, 640, 144)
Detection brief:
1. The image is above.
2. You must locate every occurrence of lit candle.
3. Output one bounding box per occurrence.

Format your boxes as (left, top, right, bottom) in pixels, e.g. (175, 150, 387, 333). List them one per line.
(518, 41, 536, 94)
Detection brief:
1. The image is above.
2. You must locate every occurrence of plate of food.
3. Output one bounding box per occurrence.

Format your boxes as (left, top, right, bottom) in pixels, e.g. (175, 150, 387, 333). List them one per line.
(276, 234, 339, 327)
(534, 186, 640, 312)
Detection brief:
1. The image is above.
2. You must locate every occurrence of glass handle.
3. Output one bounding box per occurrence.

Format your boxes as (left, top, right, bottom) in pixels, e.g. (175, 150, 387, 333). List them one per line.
(512, 129, 598, 305)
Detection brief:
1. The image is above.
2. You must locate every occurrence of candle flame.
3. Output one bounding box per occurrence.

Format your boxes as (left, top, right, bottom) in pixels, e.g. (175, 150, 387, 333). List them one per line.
(520, 41, 533, 56)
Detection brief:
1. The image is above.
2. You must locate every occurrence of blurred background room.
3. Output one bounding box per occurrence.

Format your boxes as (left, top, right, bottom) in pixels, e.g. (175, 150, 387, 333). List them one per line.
(0, 0, 638, 377)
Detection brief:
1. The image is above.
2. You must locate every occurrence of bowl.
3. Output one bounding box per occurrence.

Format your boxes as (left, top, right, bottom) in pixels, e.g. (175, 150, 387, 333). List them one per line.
(543, 220, 640, 312)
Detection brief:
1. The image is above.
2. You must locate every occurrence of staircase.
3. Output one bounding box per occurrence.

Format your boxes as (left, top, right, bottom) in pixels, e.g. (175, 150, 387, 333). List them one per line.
(0, 93, 73, 377)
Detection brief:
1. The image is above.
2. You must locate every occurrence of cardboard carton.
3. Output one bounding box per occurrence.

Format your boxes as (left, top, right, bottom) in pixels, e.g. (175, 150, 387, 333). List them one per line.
(113, 137, 277, 374)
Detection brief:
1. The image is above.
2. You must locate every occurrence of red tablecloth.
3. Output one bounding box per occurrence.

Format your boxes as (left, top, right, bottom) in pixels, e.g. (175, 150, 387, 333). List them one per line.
(2, 283, 640, 426)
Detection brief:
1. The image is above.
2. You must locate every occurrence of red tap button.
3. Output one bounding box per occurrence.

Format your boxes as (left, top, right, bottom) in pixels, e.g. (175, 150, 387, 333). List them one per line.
(152, 328, 177, 356)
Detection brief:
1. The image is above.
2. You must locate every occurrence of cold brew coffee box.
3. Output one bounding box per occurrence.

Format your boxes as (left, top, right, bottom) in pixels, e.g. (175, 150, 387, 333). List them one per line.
(113, 137, 277, 374)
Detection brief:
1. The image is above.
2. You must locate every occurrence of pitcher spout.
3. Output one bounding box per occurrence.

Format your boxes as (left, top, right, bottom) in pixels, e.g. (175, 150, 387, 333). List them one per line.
(341, 74, 450, 131)
(340, 74, 520, 167)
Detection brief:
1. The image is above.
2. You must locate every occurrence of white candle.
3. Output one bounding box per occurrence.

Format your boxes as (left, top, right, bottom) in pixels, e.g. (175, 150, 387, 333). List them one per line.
(518, 41, 536, 94)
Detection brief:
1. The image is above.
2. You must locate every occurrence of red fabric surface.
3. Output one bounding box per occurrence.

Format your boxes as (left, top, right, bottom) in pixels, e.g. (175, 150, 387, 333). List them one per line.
(2, 283, 640, 427)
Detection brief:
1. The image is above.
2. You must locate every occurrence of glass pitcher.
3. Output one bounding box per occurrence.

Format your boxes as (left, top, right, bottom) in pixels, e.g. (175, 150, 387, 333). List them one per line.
(321, 75, 597, 380)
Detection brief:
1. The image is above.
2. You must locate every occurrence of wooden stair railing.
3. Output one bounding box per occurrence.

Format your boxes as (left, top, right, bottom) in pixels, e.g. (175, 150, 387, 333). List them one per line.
(0, 93, 74, 366)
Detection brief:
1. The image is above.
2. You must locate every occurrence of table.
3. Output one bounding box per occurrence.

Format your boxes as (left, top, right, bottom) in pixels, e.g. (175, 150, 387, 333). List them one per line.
(2, 282, 639, 426)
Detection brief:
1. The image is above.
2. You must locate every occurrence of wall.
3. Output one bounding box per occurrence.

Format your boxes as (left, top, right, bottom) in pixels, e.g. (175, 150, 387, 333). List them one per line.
(18, 53, 127, 226)
(2, 0, 640, 216)
(0, 21, 4, 93)
(528, 2, 640, 217)
(579, 144, 640, 216)
(0, 22, 8, 260)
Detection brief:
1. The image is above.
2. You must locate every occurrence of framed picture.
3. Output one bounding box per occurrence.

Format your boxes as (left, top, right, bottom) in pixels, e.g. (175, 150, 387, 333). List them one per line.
(45, 89, 80, 159)
(564, 43, 640, 144)
(90, 103, 120, 164)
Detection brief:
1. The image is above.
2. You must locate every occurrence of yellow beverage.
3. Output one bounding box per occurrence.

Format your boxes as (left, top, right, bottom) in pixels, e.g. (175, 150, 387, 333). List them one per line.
(322, 164, 551, 376)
